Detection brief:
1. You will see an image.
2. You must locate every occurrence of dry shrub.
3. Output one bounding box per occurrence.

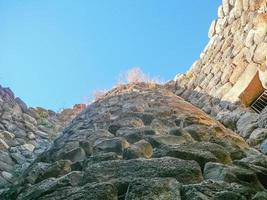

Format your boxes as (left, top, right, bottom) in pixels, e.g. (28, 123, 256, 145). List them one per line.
(119, 67, 164, 84)
(92, 89, 107, 101)
(91, 68, 163, 102)
(126, 67, 148, 83)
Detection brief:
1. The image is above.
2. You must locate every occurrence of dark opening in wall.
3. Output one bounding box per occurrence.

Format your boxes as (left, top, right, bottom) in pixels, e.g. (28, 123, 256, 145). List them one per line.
(250, 90, 267, 113)
(239, 71, 265, 113)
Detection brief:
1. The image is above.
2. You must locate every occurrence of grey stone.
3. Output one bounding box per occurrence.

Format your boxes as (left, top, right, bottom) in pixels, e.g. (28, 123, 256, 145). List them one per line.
(260, 139, 267, 155)
(181, 180, 255, 200)
(204, 162, 264, 190)
(83, 157, 203, 184)
(93, 137, 129, 154)
(125, 178, 181, 200)
(123, 139, 153, 159)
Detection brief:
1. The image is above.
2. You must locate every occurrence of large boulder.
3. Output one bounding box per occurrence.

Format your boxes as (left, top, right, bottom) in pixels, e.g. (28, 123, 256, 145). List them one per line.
(125, 178, 181, 200)
(83, 157, 203, 185)
(204, 162, 264, 190)
(181, 180, 256, 200)
(123, 139, 153, 159)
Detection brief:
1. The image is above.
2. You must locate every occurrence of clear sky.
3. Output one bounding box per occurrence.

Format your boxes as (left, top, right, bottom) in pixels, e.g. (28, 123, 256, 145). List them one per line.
(0, 0, 221, 111)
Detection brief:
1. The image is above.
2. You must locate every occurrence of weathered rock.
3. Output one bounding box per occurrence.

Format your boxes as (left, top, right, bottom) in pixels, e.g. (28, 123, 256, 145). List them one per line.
(35, 160, 72, 183)
(125, 178, 181, 200)
(233, 154, 267, 188)
(247, 128, 267, 146)
(0, 139, 9, 150)
(83, 157, 203, 184)
(38, 182, 117, 200)
(15, 172, 116, 200)
(181, 180, 256, 200)
(93, 137, 129, 154)
(116, 127, 156, 143)
(0, 131, 15, 140)
(21, 143, 35, 152)
(236, 112, 259, 138)
(123, 139, 153, 159)
(1, 82, 265, 199)
(252, 191, 267, 200)
(154, 142, 232, 169)
(147, 134, 194, 147)
(153, 145, 218, 169)
(260, 139, 267, 154)
(254, 43, 267, 63)
(204, 162, 264, 190)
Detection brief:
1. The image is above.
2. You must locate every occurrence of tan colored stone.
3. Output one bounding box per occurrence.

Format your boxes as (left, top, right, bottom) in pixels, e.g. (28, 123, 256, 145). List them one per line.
(191, 60, 202, 75)
(229, 60, 248, 84)
(244, 45, 256, 62)
(231, 19, 241, 34)
(222, 46, 233, 61)
(221, 37, 233, 52)
(223, 24, 232, 36)
(22, 143, 35, 152)
(253, 42, 267, 63)
(241, 12, 248, 26)
(0, 139, 9, 150)
(232, 48, 245, 65)
(215, 82, 233, 98)
(203, 64, 212, 74)
(213, 52, 223, 63)
(221, 65, 234, 84)
(249, 0, 266, 11)
(254, 13, 267, 44)
(187, 76, 197, 89)
(218, 5, 224, 18)
(245, 29, 255, 47)
(232, 42, 243, 57)
(223, 0, 230, 15)
(228, 9, 236, 24)
(208, 20, 217, 38)
(229, 0, 236, 6)
(222, 63, 258, 102)
(207, 72, 222, 90)
(244, 21, 253, 32)
(200, 73, 213, 89)
(216, 18, 227, 33)
(0, 131, 15, 140)
(243, 0, 249, 10)
(258, 62, 267, 88)
(234, 0, 243, 18)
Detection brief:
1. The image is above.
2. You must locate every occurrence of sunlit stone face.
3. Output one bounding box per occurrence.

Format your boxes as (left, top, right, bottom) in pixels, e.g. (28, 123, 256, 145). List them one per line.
(258, 63, 267, 89)
(257, 0, 267, 13)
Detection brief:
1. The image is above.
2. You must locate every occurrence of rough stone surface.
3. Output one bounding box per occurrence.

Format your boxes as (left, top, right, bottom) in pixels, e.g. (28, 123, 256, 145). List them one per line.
(125, 178, 181, 200)
(172, 0, 267, 156)
(0, 83, 266, 199)
(3, 0, 267, 198)
(0, 85, 84, 190)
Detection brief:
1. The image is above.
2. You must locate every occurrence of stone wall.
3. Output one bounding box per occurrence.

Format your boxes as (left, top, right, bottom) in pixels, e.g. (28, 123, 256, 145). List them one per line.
(170, 0, 267, 156)
(2, 83, 266, 199)
(0, 85, 85, 190)
(176, 0, 267, 104)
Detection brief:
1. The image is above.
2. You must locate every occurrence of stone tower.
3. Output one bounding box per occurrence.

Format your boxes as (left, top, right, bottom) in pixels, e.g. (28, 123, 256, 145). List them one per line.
(176, 0, 267, 106)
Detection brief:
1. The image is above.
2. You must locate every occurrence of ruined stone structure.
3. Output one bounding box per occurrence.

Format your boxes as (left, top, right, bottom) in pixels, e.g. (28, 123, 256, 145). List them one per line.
(170, 0, 267, 157)
(176, 0, 267, 106)
(0, 86, 84, 190)
(1, 0, 267, 199)
(2, 83, 267, 199)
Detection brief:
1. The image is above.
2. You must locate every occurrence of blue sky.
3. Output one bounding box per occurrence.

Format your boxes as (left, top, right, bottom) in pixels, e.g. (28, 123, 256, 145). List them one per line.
(0, 0, 221, 111)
